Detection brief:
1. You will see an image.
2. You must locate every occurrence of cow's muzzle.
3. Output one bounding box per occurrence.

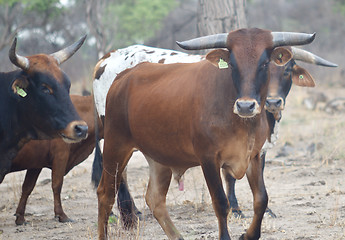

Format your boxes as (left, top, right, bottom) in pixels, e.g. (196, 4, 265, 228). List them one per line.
(60, 120, 88, 143)
(265, 97, 285, 113)
(233, 99, 261, 118)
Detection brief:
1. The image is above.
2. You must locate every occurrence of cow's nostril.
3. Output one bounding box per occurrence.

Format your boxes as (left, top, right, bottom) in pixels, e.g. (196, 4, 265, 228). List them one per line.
(249, 102, 256, 112)
(74, 124, 88, 138)
(236, 101, 242, 111)
(276, 99, 282, 107)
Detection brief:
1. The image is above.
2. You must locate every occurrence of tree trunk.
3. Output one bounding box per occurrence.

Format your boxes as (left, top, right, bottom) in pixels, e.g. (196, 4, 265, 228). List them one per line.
(86, 0, 108, 58)
(197, 0, 247, 37)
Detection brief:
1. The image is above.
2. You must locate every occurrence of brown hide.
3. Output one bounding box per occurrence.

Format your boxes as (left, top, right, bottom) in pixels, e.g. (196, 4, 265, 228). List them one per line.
(98, 29, 316, 240)
(9, 95, 103, 225)
(98, 30, 275, 240)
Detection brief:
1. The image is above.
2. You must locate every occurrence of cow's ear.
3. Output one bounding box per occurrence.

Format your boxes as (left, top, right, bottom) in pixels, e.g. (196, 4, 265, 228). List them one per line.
(11, 77, 29, 98)
(271, 47, 293, 66)
(291, 65, 315, 87)
(206, 49, 230, 68)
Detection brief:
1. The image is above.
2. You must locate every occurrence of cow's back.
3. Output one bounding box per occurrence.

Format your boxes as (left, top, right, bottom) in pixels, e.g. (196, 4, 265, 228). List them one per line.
(93, 45, 204, 117)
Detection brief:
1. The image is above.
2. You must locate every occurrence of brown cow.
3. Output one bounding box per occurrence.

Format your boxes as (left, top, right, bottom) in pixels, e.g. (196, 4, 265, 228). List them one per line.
(3, 95, 103, 225)
(96, 28, 316, 240)
(90, 45, 337, 222)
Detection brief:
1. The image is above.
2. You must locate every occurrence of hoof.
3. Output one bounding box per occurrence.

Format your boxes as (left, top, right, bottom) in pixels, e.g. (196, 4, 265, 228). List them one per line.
(15, 217, 27, 226)
(14, 213, 26, 226)
(122, 215, 138, 230)
(231, 208, 245, 218)
(265, 207, 277, 218)
(55, 215, 73, 223)
(135, 209, 143, 221)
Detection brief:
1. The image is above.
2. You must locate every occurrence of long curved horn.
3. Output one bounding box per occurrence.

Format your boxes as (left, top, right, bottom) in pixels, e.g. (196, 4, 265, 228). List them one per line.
(9, 38, 30, 70)
(272, 32, 316, 47)
(176, 33, 228, 50)
(50, 35, 87, 65)
(291, 47, 338, 67)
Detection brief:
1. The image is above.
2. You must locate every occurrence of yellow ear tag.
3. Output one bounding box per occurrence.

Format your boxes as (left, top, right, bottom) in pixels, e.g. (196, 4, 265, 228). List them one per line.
(218, 58, 228, 69)
(16, 86, 27, 97)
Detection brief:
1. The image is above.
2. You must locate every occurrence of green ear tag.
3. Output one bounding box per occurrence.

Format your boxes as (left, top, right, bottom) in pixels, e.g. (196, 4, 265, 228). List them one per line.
(278, 53, 283, 59)
(299, 75, 304, 79)
(16, 86, 27, 97)
(218, 59, 228, 69)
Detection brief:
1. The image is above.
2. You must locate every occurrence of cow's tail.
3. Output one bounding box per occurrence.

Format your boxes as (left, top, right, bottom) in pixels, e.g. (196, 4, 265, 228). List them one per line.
(91, 104, 103, 188)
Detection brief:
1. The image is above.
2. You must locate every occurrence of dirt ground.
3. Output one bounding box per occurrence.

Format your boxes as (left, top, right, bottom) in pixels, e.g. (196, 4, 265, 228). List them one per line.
(1, 86, 345, 240)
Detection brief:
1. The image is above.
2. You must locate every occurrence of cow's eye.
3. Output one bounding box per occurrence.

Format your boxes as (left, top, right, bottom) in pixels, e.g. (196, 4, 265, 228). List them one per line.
(41, 84, 53, 94)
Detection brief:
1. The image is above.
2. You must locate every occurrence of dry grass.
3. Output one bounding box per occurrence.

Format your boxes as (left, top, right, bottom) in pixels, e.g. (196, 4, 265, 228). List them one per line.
(1, 86, 345, 239)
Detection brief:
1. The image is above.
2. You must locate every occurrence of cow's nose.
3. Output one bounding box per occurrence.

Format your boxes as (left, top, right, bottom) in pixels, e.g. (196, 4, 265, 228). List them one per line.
(60, 120, 88, 143)
(236, 101, 256, 113)
(265, 97, 284, 112)
(74, 124, 88, 139)
(266, 98, 282, 108)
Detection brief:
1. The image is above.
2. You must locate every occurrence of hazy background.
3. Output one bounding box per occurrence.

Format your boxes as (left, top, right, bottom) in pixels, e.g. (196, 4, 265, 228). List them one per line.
(0, 0, 344, 93)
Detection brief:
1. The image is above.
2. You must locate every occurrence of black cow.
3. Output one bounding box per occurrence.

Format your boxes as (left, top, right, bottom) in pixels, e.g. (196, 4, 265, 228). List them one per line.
(0, 36, 88, 183)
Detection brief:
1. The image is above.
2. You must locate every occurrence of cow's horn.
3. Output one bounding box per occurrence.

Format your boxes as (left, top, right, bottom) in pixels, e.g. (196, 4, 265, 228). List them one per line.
(291, 47, 338, 67)
(272, 32, 316, 47)
(176, 33, 228, 50)
(9, 38, 30, 70)
(50, 35, 87, 65)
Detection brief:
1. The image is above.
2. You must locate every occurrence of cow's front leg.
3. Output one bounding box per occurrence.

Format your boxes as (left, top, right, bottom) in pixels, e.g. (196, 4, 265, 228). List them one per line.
(240, 154, 268, 240)
(202, 161, 230, 240)
(52, 154, 71, 223)
(15, 168, 42, 225)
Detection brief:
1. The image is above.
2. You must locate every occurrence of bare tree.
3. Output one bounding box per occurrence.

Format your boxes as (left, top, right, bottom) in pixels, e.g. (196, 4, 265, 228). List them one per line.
(85, 0, 111, 58)
(197, 0, 247, 36)
(0, 4, 27, 52)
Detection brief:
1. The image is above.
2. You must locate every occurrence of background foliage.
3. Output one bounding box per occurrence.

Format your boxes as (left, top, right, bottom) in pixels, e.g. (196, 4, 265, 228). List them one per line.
(0, 0, 344, 92)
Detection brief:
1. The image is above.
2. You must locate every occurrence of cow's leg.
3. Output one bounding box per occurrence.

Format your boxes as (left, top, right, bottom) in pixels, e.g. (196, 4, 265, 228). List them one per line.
(260, 152, 276, 218)
(222, 168, 245, 218)
(15, 168, 42, 225)
(202, 161, 230, 240)
(145, 157, 183, 240)
(121, 167, 142, 218)
(117, 167, 142, 229)
(97, 145, 132, 240)
(240, 154, 268, 240)
(51, 154, 70, 222)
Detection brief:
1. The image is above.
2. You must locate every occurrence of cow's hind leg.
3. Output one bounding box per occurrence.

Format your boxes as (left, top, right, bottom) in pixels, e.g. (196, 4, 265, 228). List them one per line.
(260, 152, 276, 218)
(222, 168, 245, 218)
(201, 161, 230, 240)
(117, 167, 142, 229)
(97, 145, 132, 240)
(145, 157, 183, 240)
(15, 168, 42, 225)
(240, 154, 268, 240)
